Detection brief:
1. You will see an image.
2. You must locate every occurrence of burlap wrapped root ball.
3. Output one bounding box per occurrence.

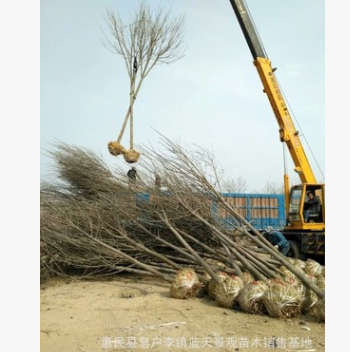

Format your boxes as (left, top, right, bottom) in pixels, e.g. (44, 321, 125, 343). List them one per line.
(294, 259, 307, 271)
(170, 269, 203, 299)
(215, 276, 244, 309)
(280, 260, 306, 286)
(304, 259, 322, 277)
(321, 265, 325, 277)
(108, 141, 126, 156)
(306, 276, 325, 320)
(123, 149, 141, 163)
(279, 267, 305, 298)
(316, 276, 325, 290)
(237, 281, 268, 315)
(283, 277, 305, 300)
(263, 279, 303, 319)
(311, 297, 325, 322)
(286, 258, 296, 265)
(301, 275, 318, 314)
(208, 272, 230, 300)
(200, 272, 212, 295)
(242, 271, 255, 284)
(280, 266, 299, 280)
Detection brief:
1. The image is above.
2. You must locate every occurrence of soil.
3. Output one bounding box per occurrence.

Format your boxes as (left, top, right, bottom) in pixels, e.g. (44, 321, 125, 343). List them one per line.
(40, 274, 325, 352)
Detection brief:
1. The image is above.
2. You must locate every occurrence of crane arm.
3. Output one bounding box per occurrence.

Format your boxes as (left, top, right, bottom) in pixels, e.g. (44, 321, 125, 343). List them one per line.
(228, 0, 317, 184)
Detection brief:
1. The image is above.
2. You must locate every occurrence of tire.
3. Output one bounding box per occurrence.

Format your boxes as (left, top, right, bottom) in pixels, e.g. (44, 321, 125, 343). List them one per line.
(287, 240, 302, 259)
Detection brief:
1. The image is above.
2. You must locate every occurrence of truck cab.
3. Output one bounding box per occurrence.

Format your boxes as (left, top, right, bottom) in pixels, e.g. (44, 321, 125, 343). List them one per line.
(280, 184, 325, 261)
(287, 184, 325, 230)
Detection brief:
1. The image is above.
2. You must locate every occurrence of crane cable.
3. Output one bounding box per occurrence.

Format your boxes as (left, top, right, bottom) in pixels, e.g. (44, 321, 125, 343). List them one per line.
(277, 78, 325, 182)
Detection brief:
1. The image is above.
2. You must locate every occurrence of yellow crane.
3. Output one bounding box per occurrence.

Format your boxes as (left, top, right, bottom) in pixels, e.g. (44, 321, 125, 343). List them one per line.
(228, 0, 325, 259)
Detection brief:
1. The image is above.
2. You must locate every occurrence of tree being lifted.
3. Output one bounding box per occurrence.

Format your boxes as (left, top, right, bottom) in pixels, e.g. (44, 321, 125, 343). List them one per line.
(104, 2, 185, 163)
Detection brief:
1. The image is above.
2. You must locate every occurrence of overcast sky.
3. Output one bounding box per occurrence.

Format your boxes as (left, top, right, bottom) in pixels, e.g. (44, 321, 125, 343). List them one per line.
(40, 0, 325, 192)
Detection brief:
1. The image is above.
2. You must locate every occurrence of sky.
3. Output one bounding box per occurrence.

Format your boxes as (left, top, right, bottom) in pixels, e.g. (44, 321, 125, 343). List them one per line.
(40, 0, 325, 192)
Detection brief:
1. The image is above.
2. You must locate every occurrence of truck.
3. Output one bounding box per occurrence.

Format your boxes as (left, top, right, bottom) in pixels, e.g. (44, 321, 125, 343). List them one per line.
(212, 193, 286, 231)
(140, 191, 286, 231)
(227, 0, 325, 259)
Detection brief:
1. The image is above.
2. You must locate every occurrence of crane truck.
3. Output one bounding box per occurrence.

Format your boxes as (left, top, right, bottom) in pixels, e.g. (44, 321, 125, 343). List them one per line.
(227, 0, 325, 259)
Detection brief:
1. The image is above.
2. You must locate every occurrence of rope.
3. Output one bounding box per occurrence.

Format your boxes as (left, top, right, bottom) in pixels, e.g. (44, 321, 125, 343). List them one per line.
(109, 56, 140, 163)
(117, 107, 131, 143)
(117, 72, 137, 146)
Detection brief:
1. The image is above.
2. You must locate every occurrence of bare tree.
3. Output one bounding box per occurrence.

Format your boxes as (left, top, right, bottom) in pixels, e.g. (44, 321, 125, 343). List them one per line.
(222, 176, 248, 193)
(104, 2, 186, 163)
(259, 180, 284, 194)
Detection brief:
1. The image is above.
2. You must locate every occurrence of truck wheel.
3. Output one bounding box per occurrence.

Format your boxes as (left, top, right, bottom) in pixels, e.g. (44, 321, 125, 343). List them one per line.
(287, 240, 302, 259)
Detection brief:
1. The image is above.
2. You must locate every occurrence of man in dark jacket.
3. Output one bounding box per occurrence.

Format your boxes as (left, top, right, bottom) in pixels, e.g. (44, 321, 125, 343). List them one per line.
(127, 166, 137, 187)
(263, 226, 290, 256)
(303, 191, 321, 222)
(154, 173, 161, 189)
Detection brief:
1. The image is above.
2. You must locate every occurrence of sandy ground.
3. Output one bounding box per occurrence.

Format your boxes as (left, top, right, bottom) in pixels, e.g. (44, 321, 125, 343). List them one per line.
(40, 275, 325, 352)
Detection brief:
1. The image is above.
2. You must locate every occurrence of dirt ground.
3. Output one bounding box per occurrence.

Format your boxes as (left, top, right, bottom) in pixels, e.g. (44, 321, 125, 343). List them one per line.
(40, 274, 325, 352)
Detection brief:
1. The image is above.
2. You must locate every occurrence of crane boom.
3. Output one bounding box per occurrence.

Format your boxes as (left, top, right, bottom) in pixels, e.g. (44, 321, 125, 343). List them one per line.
(226, 0, 325, 260)
(228, 0, 317, 184)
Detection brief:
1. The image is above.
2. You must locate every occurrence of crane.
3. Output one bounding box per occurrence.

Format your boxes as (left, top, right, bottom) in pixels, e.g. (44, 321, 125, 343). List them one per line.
(227, 0, 325, 259)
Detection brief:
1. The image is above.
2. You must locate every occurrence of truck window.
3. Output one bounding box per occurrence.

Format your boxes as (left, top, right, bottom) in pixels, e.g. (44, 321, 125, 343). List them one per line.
(288, 188, 302, 221)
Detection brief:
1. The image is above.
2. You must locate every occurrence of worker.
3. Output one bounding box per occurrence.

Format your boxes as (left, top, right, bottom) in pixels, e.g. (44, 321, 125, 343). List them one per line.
(127, 166, 137, 187)
(133, 55, 138, 76)
(262, 226, 290, 256)
(154, 173, 161, 189)
(303, 191, 321, 222)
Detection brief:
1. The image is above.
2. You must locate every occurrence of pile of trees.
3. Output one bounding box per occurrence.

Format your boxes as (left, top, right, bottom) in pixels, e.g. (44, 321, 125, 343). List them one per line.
(40, 139, 324, 321)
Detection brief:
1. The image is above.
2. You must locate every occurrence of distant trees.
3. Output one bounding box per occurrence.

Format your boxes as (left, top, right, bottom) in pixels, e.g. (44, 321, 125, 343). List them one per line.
(221, 177, 284, 194)
(260, 180, 284, 194)
(222, 176, 248, 193)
